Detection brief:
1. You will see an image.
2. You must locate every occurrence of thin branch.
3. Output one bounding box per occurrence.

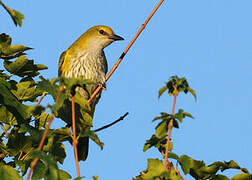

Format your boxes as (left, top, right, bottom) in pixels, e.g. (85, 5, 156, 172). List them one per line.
(36, 92, 47, 106)
(20, 147, 34, 161)
(164, 88, 178, 170)
(71, 95, 80, 177)
(88, 0, 165, 104)
(94, 112, 129, 132)
(26, 88, 63, 180)
(0, 123, 8, 138)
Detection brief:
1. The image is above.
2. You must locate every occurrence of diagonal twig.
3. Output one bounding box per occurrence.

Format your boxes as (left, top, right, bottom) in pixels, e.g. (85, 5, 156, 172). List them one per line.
(36, 91, 47, 106)
(94, 112, 129, 132)
(0, 123, 8, 138)
(88, 0, 166, 104)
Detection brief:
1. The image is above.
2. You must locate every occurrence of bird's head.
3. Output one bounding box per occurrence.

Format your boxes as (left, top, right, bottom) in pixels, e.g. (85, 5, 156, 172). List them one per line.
(80, 25, 124, 50)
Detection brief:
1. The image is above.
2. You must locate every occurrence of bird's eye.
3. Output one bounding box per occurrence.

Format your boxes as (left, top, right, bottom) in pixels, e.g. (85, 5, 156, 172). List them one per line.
(99, 30, 105, 35)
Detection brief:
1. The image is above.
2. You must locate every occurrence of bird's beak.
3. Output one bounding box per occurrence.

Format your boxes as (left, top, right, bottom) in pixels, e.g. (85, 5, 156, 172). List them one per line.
(109, 34, 124, 41)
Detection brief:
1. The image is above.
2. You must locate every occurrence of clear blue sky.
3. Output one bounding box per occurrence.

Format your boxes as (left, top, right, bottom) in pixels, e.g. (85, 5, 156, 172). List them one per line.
(1, 0, 251, 179)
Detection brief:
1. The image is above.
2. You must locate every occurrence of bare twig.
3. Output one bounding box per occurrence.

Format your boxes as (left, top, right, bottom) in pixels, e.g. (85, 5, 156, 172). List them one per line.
(0, 123, 8, 138)
(71, 95, 80, 177)
(26, 88, 63, 180)
(164, 88, 178, 170)
(88, 0, 165, 104)
(94, 112, 129, 132)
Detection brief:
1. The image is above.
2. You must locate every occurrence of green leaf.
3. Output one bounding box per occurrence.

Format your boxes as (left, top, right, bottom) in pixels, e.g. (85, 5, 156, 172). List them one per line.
(93, 176, 99, 180)
(32, 160, 47, 180)
(0, 78, 29, 122)
(142, 159, 164, 178)
(0, 163, 22, 180)
(241, 168, 249, 173)
(188, 87, 197, 101)
(4, 56, 47, 77)
(11, 78, 43, 101)
(0, 1, 24, 27)
(57, 169, 72, 180)
(0, 105, 17, 125)
(178, 155, 250, 180)
(231, 174, 252, 180)
(167, 152, 179, 160)
(27, 150, 69, 180)
(0, 34, 31, 59)
(37, 76, 58, 100)
(178, 155, 209, 179)
(143, 135, 168, 153)
(6, 129, 32, 156)
(73, 177, 85, 180)
(152, 112, 169, 122)
(158, 86, 168, 98)
(210, 174, 229, 180)
(155, 120, 168, 138)
(0, 70, 9, 79)
(43, 134, 66, 164)
(174, 109, 193, 124)
(18, 124, 42, 147)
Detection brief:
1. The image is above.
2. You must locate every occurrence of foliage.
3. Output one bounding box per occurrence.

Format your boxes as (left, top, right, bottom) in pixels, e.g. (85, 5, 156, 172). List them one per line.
(134, 76, 251, 180)
(0, 3, 102, 179)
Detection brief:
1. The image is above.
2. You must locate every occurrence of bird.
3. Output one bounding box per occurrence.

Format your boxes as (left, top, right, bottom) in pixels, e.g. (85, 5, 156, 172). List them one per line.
(58, 25, 124, 161)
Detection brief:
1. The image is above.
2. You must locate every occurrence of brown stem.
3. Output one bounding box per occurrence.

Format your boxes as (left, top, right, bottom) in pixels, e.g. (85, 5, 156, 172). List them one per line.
(71, 95, 80, 177)
(36, 92, 47, 106)
(26, 89, 63, 180)
(0, 123, 8, 138)
(20, 147, 34, 161)
(164, 89, 178, 170)
(88, 0, 165, 104)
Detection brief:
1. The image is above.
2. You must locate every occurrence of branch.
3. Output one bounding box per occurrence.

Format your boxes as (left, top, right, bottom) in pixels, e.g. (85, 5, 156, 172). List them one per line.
(0, 123, 8, 138)
(20, 147, 34, 161)
(94, 112, 129, 132)
(164, 88, 178, 170)
(36, 91, 47, 106)
(88, 0, 165, 104)
(71, 95, 80, 177)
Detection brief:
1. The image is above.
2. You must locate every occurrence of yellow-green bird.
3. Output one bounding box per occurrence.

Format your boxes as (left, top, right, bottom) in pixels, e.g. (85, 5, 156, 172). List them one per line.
(58, 25, 124, 161)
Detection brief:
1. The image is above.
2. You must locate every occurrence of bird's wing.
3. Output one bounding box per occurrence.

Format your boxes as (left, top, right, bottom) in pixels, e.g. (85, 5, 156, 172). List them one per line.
(101, 50, 108, 74)
(58, 51, 66, 77)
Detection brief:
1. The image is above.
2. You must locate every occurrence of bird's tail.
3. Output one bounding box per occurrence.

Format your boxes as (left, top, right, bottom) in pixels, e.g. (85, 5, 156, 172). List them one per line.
(77, 136, 89, 161)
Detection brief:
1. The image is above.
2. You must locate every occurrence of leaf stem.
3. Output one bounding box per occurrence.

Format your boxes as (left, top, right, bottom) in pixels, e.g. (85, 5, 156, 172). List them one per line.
(88, 0, 165, 104)
(164, 88, 178, 170)
(71, 95, 80, 177)
(0, 123, 8, 138)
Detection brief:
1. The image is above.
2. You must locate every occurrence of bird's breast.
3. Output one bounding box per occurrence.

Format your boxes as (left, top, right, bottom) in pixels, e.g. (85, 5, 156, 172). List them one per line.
(65, 50, 107, 85)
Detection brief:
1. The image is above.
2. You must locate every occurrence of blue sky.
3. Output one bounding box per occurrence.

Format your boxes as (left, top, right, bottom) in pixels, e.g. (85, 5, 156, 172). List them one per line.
(1, 0, 252, 179)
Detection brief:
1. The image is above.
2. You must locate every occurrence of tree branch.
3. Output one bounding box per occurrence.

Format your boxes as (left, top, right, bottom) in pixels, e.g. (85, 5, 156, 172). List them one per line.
(94, 112, 129, 132)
